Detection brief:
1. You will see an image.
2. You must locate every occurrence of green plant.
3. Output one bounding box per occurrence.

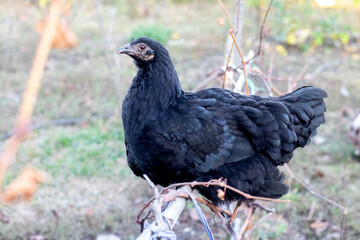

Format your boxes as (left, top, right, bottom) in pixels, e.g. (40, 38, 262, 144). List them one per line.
(254, 0, 360, 50)
(129, 25, 173, 44)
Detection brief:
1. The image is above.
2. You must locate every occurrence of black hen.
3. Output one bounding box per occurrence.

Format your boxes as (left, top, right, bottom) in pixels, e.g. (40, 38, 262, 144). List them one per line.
(118, 37, 327, 205)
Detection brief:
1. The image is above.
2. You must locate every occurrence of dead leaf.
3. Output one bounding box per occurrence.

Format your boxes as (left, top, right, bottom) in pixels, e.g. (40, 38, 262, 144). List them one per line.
(312, 170, 325, 178)
(1, 165, 48, 203)
(310, 221, 330, 234)
(217, 17, 225, 26)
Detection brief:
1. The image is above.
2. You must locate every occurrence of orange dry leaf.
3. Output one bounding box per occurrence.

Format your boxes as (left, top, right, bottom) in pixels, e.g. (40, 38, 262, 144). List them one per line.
(36, 18, 79, 50)
(310, 221, 330, 234)
(217, 17, 225, 26)
(1, 166, 48, 203)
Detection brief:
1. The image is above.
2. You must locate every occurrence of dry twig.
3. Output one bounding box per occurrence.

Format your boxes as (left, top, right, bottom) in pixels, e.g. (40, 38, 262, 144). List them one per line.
(143, 175, 166, 230)
(284, 164, 347, 213)
(137, 178, 290, 228)
(229, 29, 249, 95)
(287, 63, 309, 93)
(245, 0, 274, 64)
(284, 164, 348, 240)
(162, 180, 290, 203)
(244, 212, 273, 240)
(162, 189, 231, 218)
(194, 68, 224, 92)
(237, 205, 253, 240)
(223, 42, 235, 89)
(216, 0, 234, 30)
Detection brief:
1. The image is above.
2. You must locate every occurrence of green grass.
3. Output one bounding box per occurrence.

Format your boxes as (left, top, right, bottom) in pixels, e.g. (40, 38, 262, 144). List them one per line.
(5, 120, 128, 183)
(37, 122, 125, 178)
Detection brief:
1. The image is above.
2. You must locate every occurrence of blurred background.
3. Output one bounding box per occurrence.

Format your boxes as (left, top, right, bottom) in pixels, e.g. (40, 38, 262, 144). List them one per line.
(0, 0, 359, 239)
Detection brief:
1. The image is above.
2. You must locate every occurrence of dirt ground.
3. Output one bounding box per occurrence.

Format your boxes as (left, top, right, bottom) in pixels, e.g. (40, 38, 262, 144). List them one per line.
(0, 1, 360, 239)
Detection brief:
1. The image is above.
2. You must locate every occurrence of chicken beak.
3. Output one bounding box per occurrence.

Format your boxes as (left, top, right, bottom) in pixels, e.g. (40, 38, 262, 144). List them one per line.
(117, 43, 133, 55)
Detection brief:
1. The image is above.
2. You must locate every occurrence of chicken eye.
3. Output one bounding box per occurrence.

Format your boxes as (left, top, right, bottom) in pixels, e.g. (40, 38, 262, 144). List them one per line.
(139, 44, 146, 50)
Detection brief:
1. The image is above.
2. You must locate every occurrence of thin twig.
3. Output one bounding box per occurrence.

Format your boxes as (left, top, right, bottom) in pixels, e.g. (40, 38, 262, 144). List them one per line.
(294, 63, 309, 82)
(143, 174, 166, 230)
(241, 65, 282, 95)
(216, 0, 234, 30)
(0, 118, 85, 141)
(244, 212, 273, 240)
(162, 180, 291, 203)
(194, 68, 224, 91)
(245, 0, 274, 64)
(234, 0, 241, 34)
(237, 205, 253, 240)
(284, 164, 347, 213)
(305, 201, 316, 221)
(230, 201, 242, 224)
(162, 190, 230, 218)
(340, 212, 347, 240)
(229, 29, 249, 95)
(223, 42, 235, 89)
(137, 179, 290, 227)
(284, 164, 348, 240)
(136, 187, 189, 240)
(267, 53, 274, 83)
(288, 63, 308, 93)
(233, 0, 245, 51)
(251, 202, 275, 213)
(137, 188, 231, 226)
(309, 58, 345, 79)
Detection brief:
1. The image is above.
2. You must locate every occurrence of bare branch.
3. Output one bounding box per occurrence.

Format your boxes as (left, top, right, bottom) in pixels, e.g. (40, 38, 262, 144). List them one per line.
(136, 186, 190, 240)
(284, 164, 347, 213)
(267, 53, 274, 84)
(284, 164, 348, 240)
(162, 189, 230, 218)
(229, 29, 249, 95)
(223, 42, 235, 89)
(143, 175, 166, 230)
(136, 178, 290, 230)
(287, 63, 308, 93)
(340, 212, 347, 240)
(162, 180, 291, 203)
(194, 68, 224, 91)
(245, 0, 274, 64)
(237, 205, 253, 240)
(244, 212, 273, 239)
(216, 0, 234, 30)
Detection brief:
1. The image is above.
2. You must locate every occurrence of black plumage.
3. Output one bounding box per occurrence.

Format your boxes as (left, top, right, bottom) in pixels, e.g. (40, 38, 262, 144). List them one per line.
(118, 37, 327, 205)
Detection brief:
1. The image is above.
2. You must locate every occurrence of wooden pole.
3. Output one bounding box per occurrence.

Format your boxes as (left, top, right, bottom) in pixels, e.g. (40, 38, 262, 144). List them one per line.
(0, 0, 64, 188)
